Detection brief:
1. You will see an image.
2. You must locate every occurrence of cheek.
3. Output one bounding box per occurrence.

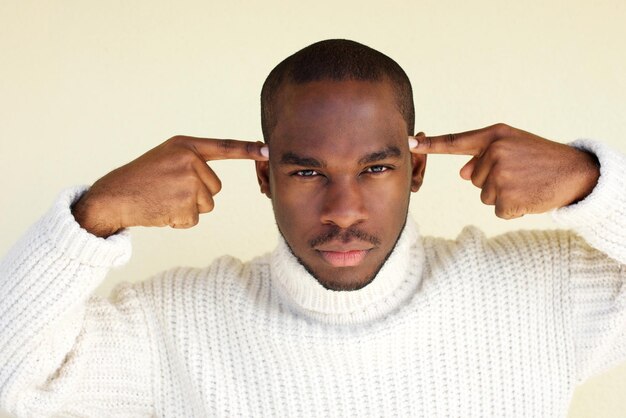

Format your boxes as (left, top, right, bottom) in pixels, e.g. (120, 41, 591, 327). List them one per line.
(368, 190, 408, 225)
(364, 173, 411, 204)
(270, 177, 323, 228)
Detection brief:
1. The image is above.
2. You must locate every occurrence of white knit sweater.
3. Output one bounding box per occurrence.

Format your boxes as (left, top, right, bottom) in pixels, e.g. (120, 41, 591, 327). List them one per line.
(1, 139, 625, 417)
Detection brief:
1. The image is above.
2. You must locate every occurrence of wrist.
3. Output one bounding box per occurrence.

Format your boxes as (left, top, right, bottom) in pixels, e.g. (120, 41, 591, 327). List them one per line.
(568, 151, 600, 205)
(71, 192, 122, 238)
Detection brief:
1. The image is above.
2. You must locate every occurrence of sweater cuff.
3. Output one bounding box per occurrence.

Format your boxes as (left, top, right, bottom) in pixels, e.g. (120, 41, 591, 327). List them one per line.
(40, 186, 132, 268)
(551, 139, 626, 262)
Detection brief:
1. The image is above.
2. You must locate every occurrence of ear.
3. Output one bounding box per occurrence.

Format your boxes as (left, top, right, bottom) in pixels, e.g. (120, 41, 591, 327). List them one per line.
(411, 153, 426, 193)
(255, 160, 272, 198)
(410, 153, 427, 192)
(410, 131, 427, 192)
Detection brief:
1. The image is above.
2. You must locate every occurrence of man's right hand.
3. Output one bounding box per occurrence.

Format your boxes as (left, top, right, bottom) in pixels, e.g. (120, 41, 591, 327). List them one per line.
(71, 136, 269, 238)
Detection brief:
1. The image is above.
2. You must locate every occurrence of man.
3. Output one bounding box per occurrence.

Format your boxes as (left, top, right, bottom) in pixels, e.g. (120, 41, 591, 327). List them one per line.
(0, 39, 624, 417)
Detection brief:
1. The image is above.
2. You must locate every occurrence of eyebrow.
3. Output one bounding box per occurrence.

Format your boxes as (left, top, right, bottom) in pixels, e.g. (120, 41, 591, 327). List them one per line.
(358, 146, 402, 164)
(279, 152, 326, 168)
(278, 146, 403, 168)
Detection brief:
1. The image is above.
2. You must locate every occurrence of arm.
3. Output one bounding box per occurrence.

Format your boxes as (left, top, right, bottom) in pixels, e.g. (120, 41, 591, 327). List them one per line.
(0, 136, 268, 415)
(551, 139, 626, 382)
(413, 125, 625, 383)
(0, 187, 155, 416)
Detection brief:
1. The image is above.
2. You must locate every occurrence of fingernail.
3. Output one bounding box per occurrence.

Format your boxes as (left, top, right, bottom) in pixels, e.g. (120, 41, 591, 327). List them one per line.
(408, 136, 418, 148)
(260, 146, 269, 158)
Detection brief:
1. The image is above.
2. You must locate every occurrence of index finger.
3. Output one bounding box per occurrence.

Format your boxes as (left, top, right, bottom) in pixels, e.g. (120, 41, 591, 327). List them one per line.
(410, 124, 511, 155)
(182, 136, 269, 161)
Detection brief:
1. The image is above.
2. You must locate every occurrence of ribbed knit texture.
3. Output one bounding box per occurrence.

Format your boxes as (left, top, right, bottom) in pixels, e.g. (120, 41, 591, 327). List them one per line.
(1, 139, 625, 417)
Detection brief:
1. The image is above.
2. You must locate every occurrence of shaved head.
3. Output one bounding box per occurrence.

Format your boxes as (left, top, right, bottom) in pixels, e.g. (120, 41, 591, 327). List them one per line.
(260, 39, 415, 141)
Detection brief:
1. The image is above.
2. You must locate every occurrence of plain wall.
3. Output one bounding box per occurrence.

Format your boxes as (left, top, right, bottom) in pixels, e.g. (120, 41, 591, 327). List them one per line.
(1, 1, 625, 416)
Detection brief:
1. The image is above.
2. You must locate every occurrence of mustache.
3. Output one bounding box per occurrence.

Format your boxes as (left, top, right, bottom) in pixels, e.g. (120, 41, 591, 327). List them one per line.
(308, 226, 381, 248)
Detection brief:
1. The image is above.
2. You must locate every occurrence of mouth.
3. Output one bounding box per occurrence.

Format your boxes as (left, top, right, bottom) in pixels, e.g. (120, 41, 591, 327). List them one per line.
(314, 243, 374, 267)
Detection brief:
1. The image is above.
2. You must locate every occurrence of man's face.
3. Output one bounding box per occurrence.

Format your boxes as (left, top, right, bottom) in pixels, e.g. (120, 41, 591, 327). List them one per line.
(256, 79, 425, 291)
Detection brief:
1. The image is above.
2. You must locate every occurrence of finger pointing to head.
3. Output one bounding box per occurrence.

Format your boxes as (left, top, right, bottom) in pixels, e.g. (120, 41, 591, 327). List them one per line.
(409, 125, 502, 156)
(183, 136, 269, 161)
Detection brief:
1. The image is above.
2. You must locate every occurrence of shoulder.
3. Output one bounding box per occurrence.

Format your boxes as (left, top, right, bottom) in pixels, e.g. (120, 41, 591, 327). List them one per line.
(129, 252, 273, 314)
(416, 226, 584, 310)
(422, 225, 575, 270)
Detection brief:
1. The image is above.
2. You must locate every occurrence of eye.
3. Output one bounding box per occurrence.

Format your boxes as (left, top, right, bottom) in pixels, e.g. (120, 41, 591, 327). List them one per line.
(293, 169, 320, 177)
(365, 165, 390, 174)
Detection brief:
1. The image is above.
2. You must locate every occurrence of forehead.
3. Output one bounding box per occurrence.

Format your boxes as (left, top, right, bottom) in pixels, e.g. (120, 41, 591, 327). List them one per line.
(270, 80, 407, 160)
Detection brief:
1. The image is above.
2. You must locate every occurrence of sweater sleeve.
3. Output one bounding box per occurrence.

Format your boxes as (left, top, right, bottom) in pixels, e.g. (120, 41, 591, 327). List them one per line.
(551, 139, 626, 384)
(0, 187, 154, 417)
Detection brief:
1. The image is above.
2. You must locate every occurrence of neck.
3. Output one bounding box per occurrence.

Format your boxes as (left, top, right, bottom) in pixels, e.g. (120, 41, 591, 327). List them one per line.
(270, 217, 424, 325)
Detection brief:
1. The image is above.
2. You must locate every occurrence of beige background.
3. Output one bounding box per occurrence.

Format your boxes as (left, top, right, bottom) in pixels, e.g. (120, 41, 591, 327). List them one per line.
(1, 1, 625, 416)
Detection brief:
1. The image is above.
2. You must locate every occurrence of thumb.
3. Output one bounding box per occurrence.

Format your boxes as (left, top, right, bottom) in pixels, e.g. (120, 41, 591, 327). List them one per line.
(460, 156, 478, 180)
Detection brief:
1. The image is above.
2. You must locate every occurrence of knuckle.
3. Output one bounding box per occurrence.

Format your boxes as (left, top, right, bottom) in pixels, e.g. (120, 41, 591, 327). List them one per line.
(169, 212, 199, 229)
(245, 141, 255, 156)
(480, 187, 494, 205)
(509, 206, 523, 218)
(197, 204, 210, 214)
(175, 188, 194, 201)
(495, 205, 510, 219)
(497, 188, 514, 203)
(217, 139, 236, 154)
(490, 164, 505, 178)
(471, 174, 482, 188)
(497, 202, 522, 219)
(186, 174, 203, 189)
(491, 163, 514, 182)
(174, 149, 197, 167)
(489, 143, 508, 160)
(167, 135, 186, 146)
(213, 178, 223, 195)
(446, 133, 458, 147)
(167, 216, 181, 228)
(197, 190, 215, 213)
(492, 123, 512, 137)
(480, 189, 488, 203)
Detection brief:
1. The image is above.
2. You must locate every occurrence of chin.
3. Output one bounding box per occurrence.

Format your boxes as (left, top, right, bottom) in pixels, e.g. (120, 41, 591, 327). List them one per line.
(277, 217, 408, 292)
(296, 258, 384, 291)
(316, 272, 376, 291)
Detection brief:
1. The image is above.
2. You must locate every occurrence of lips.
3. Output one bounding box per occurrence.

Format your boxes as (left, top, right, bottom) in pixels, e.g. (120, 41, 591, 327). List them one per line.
(317, 249, 370, 267)
(314, 241, 373, 267)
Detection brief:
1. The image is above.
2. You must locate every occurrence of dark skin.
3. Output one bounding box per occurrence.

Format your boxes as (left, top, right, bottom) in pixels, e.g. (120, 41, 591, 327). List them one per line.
(72, 137, 270, 237)
(409, 124, 600, 219)
(72, 78, 600, 291)
(255, 80, 425, 290)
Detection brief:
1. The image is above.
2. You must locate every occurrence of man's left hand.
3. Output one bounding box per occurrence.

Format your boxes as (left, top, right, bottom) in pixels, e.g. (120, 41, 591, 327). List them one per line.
(410, 123, 600, 219)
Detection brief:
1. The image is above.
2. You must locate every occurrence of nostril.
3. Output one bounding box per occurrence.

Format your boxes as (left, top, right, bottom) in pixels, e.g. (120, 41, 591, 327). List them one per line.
(320, 196, 368, 228)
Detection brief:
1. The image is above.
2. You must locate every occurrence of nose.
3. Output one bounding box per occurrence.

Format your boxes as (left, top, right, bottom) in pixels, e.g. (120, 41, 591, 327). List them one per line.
(320, 178, 369, 228)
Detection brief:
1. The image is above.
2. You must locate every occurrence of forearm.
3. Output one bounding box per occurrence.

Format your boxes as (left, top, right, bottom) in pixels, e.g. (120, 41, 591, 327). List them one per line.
(552, 139, 626, 264)
(0, 186, 131, 407)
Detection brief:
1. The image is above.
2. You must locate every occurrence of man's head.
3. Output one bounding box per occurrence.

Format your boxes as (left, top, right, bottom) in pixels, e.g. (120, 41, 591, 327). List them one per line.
(256, 39, 426, 291)
(261, 39, 415, 140)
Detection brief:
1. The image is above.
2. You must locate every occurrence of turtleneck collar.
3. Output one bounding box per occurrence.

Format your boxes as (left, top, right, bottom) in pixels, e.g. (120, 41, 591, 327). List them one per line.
(270, 217, 424, 325)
